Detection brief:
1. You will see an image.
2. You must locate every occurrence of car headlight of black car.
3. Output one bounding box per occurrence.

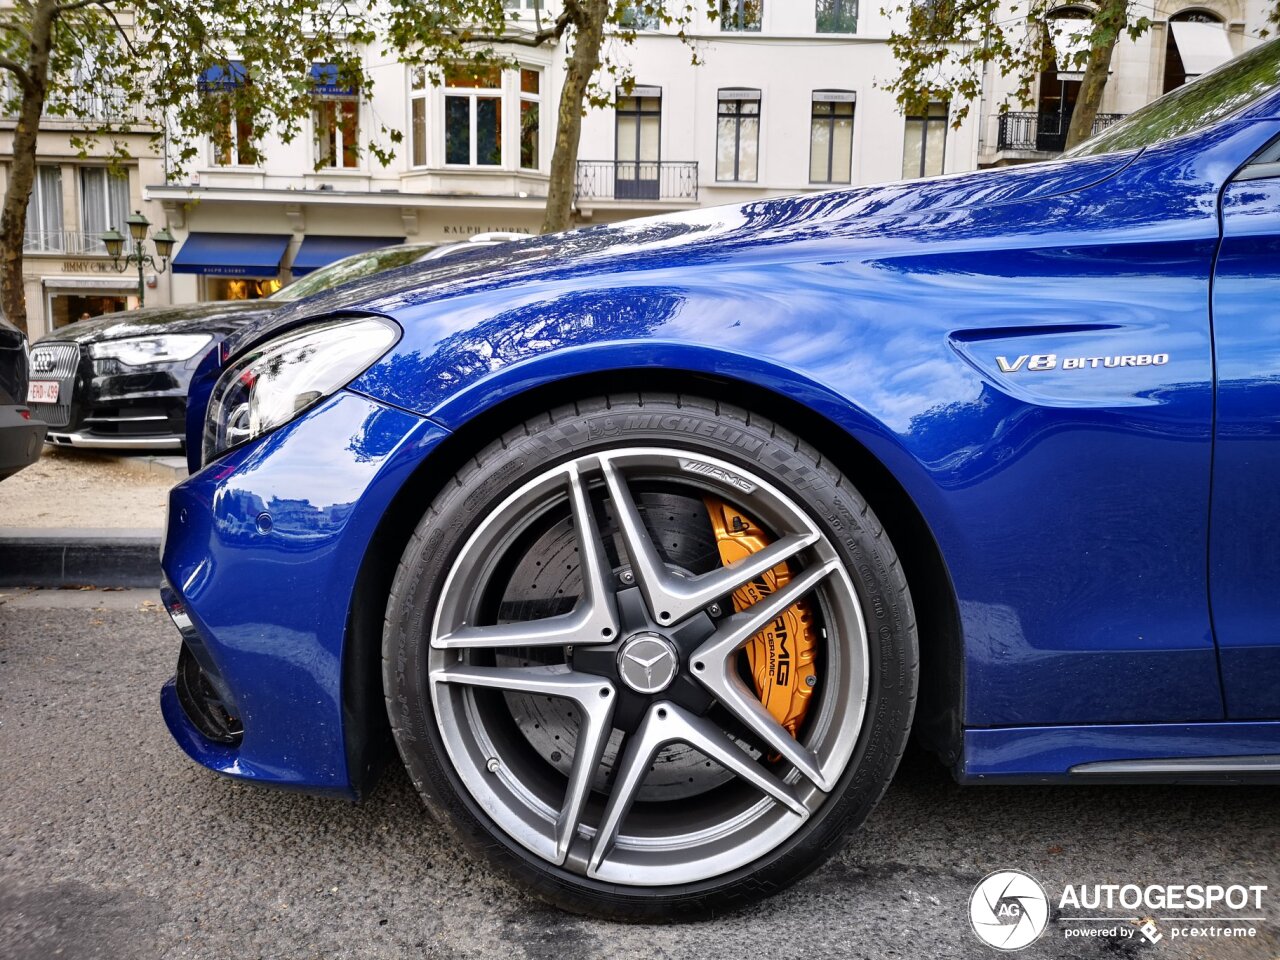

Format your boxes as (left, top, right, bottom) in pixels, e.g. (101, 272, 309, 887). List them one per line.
(202, 316, 398, 464)
(91, 334, 214, 366)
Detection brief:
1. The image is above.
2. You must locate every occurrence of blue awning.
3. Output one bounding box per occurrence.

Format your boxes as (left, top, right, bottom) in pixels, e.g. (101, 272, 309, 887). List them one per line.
(198, 61, 248, 92)
(171, 232, 290, 277)
(311, 63, 357, 97)
(290, 235, 405, 275)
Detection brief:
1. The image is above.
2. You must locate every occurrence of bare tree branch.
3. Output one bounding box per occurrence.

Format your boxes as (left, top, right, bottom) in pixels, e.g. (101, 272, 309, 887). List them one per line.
(53, 0, 105, 12)
(91, 0, 137, 56)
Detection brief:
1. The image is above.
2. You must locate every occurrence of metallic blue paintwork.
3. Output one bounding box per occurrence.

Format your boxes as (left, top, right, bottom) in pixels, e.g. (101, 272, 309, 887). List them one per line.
(163, 94, 1280, 792)
(1209, 173, 1280, 720)
(162, 389, 445, 793)
(961, 722, 1280, 782)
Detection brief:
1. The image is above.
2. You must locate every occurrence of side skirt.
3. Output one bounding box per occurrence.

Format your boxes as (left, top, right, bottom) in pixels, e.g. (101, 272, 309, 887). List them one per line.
(957, 721, 1280, 784)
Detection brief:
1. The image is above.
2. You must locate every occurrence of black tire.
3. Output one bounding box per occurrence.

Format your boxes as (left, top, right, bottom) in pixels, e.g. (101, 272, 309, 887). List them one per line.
(383, 393, 917, 920)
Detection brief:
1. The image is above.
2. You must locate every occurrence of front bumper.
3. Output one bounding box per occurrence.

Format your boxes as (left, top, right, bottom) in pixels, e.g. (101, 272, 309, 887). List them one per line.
(31, 340, 194, 449)
(160, 388, 447, 795)
(47, 431, 182, 449)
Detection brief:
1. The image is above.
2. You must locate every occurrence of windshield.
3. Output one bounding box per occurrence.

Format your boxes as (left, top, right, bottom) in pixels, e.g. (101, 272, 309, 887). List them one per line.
(1069, 37, 1280, 157)
(269, 244, 434, 302)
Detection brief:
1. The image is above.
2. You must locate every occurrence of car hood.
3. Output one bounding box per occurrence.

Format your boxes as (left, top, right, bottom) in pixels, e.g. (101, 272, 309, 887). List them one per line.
(225, 150, 1137, 355)
(37, 299, 271, 346)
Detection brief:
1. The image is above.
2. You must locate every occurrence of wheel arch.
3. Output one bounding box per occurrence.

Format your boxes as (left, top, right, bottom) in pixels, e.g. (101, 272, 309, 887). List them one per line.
(343, 364, 965, 797)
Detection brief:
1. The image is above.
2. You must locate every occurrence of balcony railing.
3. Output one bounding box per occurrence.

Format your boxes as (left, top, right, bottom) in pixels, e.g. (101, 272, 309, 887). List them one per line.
(22, 231, 138, 255)
(1, 92, 146, 126)
(576, 160, 699, 203)
(996, 111, 1126, 153)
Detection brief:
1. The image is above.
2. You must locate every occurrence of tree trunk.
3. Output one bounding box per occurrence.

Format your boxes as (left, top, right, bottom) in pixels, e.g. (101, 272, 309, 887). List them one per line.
(1, 0, 57, 333)
(1064, 0, 1126, 150)
(541, 0, 608, 234)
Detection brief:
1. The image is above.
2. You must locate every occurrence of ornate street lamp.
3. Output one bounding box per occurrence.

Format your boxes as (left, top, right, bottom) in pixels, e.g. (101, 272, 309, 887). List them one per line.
(105, 210, 172, 307)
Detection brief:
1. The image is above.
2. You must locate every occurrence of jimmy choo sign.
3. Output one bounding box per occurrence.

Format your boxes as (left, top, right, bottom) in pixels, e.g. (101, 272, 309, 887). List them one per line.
(59, 260, 119, 273)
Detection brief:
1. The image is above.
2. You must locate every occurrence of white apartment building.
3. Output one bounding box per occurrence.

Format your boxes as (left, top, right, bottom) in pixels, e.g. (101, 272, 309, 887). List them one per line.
(149, 1, 984, 308)
(4, 0, 1272, 335)
(978, 0, 1268, 165)
(0, 94, 169, 339)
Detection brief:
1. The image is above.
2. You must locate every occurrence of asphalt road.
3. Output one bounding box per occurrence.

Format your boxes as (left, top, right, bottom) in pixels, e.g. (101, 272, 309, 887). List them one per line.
(1, 589, 1277, 960)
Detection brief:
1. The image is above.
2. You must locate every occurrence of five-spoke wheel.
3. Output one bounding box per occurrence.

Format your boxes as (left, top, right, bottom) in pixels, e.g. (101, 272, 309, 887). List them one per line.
(384, 395, 916, 919)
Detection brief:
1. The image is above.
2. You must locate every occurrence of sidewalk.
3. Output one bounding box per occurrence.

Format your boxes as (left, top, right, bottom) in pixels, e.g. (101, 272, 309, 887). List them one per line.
(0, 447, 180, 529)
(0, 448, 184, 587)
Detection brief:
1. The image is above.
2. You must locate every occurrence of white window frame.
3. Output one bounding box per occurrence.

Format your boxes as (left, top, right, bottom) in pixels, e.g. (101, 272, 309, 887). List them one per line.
(24, 165, 64, 252)
(313, 93, 361, 170)
(809, 90, 856, 184)
(716, 88, 762, 183)
(409, 66, 431, 169)
(518, 67, 543, 171)
(208, 102, 258, 168)
(443, 66, 507, 169)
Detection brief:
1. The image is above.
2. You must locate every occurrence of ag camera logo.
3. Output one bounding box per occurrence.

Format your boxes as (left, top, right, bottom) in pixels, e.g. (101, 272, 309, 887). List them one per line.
(970, 870, 1050, 951)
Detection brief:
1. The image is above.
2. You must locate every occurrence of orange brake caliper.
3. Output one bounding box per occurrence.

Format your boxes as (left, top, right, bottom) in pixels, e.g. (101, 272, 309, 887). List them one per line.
(704, 498, 817, 740)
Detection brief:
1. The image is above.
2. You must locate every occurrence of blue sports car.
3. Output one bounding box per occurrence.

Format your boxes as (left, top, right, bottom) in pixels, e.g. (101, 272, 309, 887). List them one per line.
(161, 40, 1280, 919)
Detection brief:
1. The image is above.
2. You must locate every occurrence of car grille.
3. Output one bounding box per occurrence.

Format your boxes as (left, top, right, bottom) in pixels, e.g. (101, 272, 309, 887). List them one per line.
(27, 341, 80, 428)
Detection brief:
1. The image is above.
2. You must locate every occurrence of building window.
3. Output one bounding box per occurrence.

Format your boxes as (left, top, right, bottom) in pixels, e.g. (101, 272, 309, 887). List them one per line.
(80, 167, 129, 252)
(720, 0, 763, 31)
(619, 3, 662, 28)
(1163, 10, 1229, 94)
(716, 90, 760, 182)
(816, 0, 858, 32)
(445, 64, 504, 166)
(200, 62, 259, 166)
(615, 87, 662, 199)
(410, 67, 429, 167)
(504, 0, 543, 8)
(211, 100, 258, 166)
(902, 101, 947, 178)
(312, 64, 359, 169)
(520, 68, 541, 169)
(810, 92, 855, 183)
(315, 98, 359, 169)
(24, 165, 63, 252)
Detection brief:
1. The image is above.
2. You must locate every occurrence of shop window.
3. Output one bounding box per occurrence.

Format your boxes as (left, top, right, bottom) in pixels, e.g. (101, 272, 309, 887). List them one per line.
(50, 293, 130, 328)
(810, 92, 855, 183)
(902, 101, 947, 178)
(205, 277, 283, 301)
(716, 90, 761, 182)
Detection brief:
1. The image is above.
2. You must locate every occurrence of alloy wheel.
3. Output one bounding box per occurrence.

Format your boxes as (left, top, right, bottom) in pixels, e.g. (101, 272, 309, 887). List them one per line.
(426, 447, 870, 887)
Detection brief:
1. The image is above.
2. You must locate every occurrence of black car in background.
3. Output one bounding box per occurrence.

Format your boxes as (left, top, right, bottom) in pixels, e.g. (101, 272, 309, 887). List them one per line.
(27, 240, 449, 451)
(0, 310, 46, 480)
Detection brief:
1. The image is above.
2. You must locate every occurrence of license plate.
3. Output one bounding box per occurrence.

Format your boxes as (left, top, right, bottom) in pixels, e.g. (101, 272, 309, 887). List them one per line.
(26, 380, 59, 404)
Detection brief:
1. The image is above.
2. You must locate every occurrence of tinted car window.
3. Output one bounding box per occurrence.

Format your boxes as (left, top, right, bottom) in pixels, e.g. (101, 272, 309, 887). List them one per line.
(270, 245, 434, 303)
(1069, 37, 1280, 157)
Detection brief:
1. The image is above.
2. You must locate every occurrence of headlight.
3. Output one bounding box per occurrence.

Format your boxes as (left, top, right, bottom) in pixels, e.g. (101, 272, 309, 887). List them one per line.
(202, 315, 398, 464)
(91, 334, 213, 366)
